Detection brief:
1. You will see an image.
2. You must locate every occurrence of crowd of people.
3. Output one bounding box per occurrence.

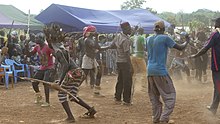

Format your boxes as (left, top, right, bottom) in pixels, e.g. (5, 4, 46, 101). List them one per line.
(0, 17, 220, 124)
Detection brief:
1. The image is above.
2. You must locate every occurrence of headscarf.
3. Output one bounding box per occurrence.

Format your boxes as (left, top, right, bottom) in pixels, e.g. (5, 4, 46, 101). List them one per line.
(83, 25, 96, 37)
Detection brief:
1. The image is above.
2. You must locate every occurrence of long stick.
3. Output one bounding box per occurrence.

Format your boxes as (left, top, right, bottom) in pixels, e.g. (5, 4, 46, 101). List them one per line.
(19, 77, 79, 102)
(26, 9, 30, 39)
(4, 20, 14, 47)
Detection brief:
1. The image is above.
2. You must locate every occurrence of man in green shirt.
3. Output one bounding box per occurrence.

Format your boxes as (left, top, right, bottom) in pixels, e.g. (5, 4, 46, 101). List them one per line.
(130, 27, 147, 98)
(131, 27, 145, 58)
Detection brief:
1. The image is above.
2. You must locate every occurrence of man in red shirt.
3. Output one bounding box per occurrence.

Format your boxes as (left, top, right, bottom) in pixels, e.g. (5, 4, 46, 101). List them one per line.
(25, 32, 55, 107)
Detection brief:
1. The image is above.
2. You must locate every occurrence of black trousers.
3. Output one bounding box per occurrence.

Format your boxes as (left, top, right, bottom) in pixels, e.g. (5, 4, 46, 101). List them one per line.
(32, 69, 55, 103)
(83, 69, 96, 86)
(210, 71, 220, 112)
(96, 60, 103, 86)
(115, 62, 132, 103)
(83, 61, 102, 87)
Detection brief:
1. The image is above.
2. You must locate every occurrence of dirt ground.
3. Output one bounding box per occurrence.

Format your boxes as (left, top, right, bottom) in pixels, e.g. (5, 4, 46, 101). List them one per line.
(1, 70, 220, 124)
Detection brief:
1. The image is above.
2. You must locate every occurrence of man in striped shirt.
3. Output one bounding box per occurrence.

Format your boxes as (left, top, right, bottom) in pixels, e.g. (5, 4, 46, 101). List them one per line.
(51, 42, 96, 123)
(190, 17, 220, 115)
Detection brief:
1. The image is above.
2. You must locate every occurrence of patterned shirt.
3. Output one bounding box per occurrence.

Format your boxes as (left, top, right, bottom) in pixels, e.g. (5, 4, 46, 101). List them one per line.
(111, 33, 131, 63)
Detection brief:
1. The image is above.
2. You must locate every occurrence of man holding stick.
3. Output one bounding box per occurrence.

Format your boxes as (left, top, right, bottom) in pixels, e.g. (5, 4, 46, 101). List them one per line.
(44, 24, 97, 123)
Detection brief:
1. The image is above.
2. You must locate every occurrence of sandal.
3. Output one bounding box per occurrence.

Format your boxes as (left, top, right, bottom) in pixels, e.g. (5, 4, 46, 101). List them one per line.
(81, 107, 97, 118)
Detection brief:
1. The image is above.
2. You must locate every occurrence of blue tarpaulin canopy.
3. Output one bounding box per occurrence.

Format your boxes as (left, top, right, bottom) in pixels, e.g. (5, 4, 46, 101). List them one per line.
(36, 4, 170, 33)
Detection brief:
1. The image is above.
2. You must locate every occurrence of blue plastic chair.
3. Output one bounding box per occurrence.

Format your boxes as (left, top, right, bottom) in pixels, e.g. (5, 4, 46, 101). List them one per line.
(4, 59, 30, 84)
(24, 64, 31, 78)
(0, 65, 14, 89)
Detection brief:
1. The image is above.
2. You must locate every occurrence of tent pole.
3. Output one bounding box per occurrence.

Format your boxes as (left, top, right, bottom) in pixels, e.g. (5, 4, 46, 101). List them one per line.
(26, 9, 30, 39)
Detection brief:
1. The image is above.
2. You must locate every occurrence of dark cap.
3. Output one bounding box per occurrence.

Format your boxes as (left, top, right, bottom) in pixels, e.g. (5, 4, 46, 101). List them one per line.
(215, 17, 220, 23)
(212, 17, 220, 22)
(213, 17, 220, 28)
(120, 22, 131, 29)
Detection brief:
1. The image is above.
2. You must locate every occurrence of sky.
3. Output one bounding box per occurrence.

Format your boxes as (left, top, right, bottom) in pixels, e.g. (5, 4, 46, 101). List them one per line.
(1, 0, 220, 14)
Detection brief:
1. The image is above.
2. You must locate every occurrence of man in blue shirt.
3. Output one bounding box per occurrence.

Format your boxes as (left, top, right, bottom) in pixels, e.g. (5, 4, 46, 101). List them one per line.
(146, 20, 189, 124)
(190, 17, 220, 115)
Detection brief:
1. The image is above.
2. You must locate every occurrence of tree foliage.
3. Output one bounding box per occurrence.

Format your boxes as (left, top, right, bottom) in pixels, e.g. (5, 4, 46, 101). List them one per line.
(120, 0, 220, 32)
(121, 0, 146, 10)
(158, 9, 220, 31)
(158, 12, 177, 25)
(121, 0, 157, 15)
(146, 7, 157, 14)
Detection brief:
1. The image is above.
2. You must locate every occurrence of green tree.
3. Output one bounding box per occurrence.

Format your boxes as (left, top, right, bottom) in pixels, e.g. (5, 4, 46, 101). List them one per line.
(189, 21, 205, 31)
(158, 12, 177, 25)
(121, 0, 146, 10)
(146, 7, 157, 14)
(158, 9, 220, 28)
